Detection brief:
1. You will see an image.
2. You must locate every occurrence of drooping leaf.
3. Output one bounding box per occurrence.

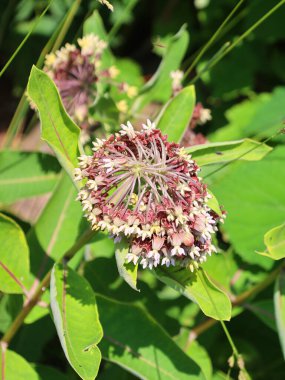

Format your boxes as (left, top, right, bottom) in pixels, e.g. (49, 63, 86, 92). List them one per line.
(186, 139, 272, 166)
(115, 238, 139, 291)
(156, 85, 195, 144)
(0, 348, 39, 380)
(50, 264, 103, 380)
(0, 213, 30, 294)
(246, 300, 276, 331)
(258, 223, 285, 260)
(27, 66, 81, 177)
(207, 146, 285, 268)
(0, 151, 60, 205)
(274, 271, 285, 359)
(97, 295, 203, 380)
(155, 266, 231, 320)
(133, 25, 189, 111)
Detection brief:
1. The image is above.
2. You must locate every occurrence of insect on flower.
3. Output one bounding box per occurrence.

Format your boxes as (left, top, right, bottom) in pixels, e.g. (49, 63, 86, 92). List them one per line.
(75, 120, 224, 271)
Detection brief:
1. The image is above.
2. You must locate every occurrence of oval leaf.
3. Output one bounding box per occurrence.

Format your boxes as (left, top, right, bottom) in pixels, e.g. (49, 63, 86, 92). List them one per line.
(97, 295, 203, 380)
(0, 213, 30, 294)
(186, 139, 272, 166)
(50, 264, 103, 380)
(155, 266, 231, 320)
(27, 66, 80, 177)
(0, 348, 39, 380)
(274, 271, 285, 359)
(259, 223, 285, 260)
(156, 85, 196, 143)
(115, 238, 139, 291)
(0, 151, 60, 205)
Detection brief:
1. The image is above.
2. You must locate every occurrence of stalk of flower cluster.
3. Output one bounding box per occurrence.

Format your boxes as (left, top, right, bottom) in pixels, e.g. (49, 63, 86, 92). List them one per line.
(75, 120, 224, 271)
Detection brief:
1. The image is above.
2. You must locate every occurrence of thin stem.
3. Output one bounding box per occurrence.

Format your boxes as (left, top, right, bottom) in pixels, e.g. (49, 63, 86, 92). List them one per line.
(183, 0, 245, 80)
(191, 0, 285, 84)
(0, 1, 52, 79)
(0, 228, 96, 346)
(220, 320, 239, 357)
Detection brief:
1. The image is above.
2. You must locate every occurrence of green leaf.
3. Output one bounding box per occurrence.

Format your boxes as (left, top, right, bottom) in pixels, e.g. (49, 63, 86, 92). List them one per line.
(50, 264, 103, 380)
(259, 223, 285, 260)
(155, 267, 231, 320)
(207, 146, 285, 268)
(206, 190, 222, 216)
(156, 85, 195, 144)
(34, 364, 68, 380)
(274, 271, 285, 359)
(0, 294, 23, 333)
(246, 300, 276, 331)
(0, 151, 60, 205)
(133, 26, 189, 111)
(0, 213, 30, 294)
(97, 295, 203, 380)
(27, 66, 81, 177)
(186, 139, 272, 166)
(0, 348, 39, 380)
(115, 238, 139, 291)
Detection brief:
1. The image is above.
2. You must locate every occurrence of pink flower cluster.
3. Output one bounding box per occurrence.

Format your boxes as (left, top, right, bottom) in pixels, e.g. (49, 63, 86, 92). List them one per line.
(75, 120, 222, 271)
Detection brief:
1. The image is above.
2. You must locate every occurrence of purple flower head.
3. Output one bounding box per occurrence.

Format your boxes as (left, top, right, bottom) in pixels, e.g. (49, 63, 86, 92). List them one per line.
(75, 120, 224, 271)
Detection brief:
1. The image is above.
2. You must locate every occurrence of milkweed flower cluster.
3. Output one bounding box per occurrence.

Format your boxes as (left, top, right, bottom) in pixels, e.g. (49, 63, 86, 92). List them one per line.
(44, 34, 137, 132)
(75, 120, 223, 271)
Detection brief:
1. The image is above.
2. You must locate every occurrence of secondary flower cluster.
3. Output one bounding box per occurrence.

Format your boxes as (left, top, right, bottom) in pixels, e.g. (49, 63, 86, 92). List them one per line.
(44, 34, 137, 140)
(75, 120, 222, 271)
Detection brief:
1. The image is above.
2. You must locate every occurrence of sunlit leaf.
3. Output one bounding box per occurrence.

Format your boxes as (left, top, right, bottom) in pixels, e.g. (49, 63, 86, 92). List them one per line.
(50, 264, 103, 380)
(274, 271, 285, 359)
(156, 85, 195, 143)
(0, 213, 30, 294)
(186, 139, 272, 166)
(97, 295, 203, 379)
(0, 151, 60, 205)
(0, 348, 39, 380)
(155, 267, 231, 320)
(27, 66, 81, 177)
(258, 223, 285, 260)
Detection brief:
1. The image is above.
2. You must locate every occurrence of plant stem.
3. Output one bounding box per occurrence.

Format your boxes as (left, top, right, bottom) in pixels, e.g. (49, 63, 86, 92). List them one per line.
(191, 0, 285, 84)
(0, 1, 52, 79)
(0, 228, 96, 346)
(183, 0, 245, 80)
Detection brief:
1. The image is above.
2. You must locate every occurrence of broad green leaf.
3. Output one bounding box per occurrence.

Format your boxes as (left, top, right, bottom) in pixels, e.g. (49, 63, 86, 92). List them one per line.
(0, 348, 39, 380)
(50, 264, 103, 380)
(156, 85, 195, 144)
(133, 26, 189, 111)
(97, 295, 203, 380)
(246, 300, 276, 331)
(208, 146, 285, 268)
(259, 223, 285, 260)
(175, 329, 212, 380)
(0, 151, 60, 205)
(27, 66, 80, 177)
(0, 214, 30, 294)
(155, 267, 231, 320)
(274, 271, 285, 359)
(186, 139, 272, 166)
(0, 294, 23, 333)
(115, 238, 139, 291)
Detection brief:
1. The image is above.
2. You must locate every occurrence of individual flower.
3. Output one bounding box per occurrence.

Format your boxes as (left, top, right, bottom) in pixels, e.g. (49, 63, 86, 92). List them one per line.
(170, 70, 184, 95)
(75, 120, 223, 271)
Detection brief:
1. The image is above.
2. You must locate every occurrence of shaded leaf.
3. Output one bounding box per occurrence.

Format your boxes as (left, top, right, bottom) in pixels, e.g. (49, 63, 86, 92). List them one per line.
(274, 271, 285, 359)
(0, 294, 23, 333)
(0, 213, 30, 294)
(115, 238, 139, 291)
(0, 348, 39, 380)
(186, 139, 272, 166)
(246, 300, 276, 331)
(97, 295, 203, 380)
(156, 85, 195, 144)
(27, 66, 80, 177)
(34, 364, 68, 380)
(50, 264, 103, 380)
(0, 151, 60, 205)
(155, 267, 231, 320)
